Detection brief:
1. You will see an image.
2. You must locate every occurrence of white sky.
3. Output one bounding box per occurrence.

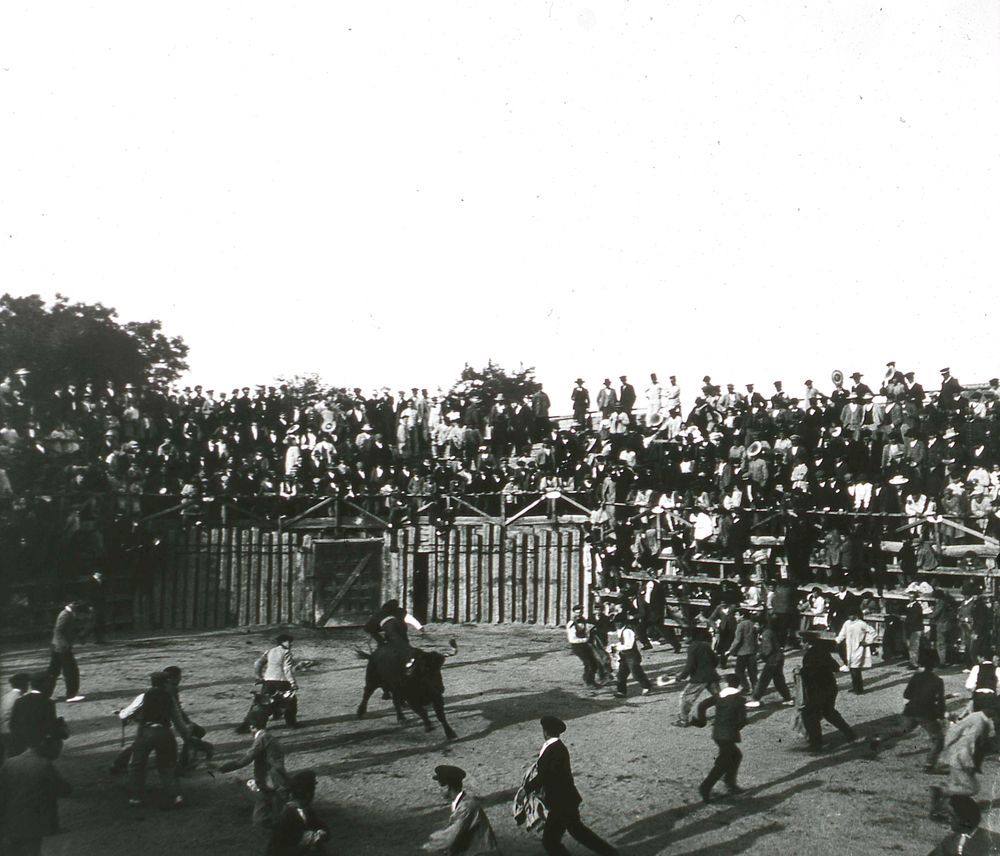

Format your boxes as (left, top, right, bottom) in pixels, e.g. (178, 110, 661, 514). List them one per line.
(2, 1, 998, 409)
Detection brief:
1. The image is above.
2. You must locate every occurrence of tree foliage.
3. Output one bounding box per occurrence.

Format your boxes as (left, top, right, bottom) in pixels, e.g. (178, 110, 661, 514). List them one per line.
(0, 293, 188, 390)
(445, 360, 541, 410)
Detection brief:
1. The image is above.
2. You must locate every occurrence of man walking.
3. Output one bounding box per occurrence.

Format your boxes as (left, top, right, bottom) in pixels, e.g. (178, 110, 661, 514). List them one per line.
(692, 674, 749, 802)
(524, 716, 618, 856)
(566, 606, 606, 688)
(48, 601, 87, 703)
(610, 614, 652, 698)
(120, 671, 187, 808)
(422, 765, 500, 854)
(669, 626, 720, 726)
(799, 633, 857, 752)
(747, 618, 794, 708)
(898, 649, 946, 773)
(727, 610, 759, 694)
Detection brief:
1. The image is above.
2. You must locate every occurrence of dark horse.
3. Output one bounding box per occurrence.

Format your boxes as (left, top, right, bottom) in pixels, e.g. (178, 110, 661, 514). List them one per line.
(356, 639, 458, 740)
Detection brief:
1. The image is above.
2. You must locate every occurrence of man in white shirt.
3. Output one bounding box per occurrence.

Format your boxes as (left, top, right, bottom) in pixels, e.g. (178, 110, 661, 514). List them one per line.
(610, 614, 652, 698)
(566, 606, 607, 688)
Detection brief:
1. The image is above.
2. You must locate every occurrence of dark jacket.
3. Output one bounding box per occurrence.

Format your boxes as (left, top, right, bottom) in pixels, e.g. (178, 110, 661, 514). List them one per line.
(678, 640, 719, 684)
(0, 748, 72, 841)
(903, 671, 945, 720)
(904, 600, 925, 634)
(695, 688, 748, 742)
(728, 619, 758, 657)
(525, 739, 582, 817)
(266, 799, 328, 856)
(9, 694, 62, 751)
(757, 627, 784, 666)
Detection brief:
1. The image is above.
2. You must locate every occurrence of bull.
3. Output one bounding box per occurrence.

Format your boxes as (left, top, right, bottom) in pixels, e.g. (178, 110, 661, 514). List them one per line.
(356, 638, 458, 740)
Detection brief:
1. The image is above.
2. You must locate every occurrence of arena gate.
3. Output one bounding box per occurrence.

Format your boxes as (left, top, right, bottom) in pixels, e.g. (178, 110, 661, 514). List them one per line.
(304, 537, 385, 628)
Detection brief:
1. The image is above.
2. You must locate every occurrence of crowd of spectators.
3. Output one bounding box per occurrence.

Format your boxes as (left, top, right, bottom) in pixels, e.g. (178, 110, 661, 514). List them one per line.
(2, 363, 1000, 582)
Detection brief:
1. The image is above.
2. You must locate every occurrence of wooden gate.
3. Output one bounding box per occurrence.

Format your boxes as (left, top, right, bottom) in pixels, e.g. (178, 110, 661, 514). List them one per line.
(308, 538, 384, 627)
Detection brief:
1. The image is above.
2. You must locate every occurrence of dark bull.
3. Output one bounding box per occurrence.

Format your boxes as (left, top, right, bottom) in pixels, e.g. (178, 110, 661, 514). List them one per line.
(356, 639, 458, 740)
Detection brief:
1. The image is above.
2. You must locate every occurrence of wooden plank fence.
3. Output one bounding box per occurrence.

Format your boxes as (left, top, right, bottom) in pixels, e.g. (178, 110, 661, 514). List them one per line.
(137, 521, 591, 631)
(140, 526, 303, 631)
(389, 523, 590, 626)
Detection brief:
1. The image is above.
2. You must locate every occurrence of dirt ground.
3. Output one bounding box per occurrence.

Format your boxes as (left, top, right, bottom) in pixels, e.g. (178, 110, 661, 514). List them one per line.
(5, 623, 1000, 856)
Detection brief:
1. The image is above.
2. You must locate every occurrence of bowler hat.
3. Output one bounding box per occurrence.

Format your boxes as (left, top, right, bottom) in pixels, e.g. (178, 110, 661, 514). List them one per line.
(540, 715, 567, 735)
(433, 765, 466, 787)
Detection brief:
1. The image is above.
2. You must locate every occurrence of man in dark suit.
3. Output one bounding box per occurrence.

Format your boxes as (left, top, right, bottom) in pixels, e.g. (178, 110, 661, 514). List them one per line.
(692, 673, 749, 801)
(0, 743, 72, 856)
(571, 380, 590, 429)
(422, 764, 499, 854)
(524, 716, 618, 856)
(8, 673, 65, 759)
(618, 376, 636, 423)
(939, 367, 963, 411)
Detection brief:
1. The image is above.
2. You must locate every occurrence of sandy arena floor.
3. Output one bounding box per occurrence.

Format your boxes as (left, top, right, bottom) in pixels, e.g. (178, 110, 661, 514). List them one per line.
(4, 624, 999, 856)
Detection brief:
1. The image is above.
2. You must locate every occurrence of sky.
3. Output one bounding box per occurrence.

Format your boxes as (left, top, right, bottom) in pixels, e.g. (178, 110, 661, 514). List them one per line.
(2, 1, 998, 412)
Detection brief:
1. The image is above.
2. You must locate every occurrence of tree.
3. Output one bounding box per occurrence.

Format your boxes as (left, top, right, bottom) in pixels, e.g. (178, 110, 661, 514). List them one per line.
(444, 360, 541, 411)
(0, 294, 188, 390)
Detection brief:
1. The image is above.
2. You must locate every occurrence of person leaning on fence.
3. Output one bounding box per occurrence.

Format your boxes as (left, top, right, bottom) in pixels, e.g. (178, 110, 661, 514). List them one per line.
(120, 671, 188, 808)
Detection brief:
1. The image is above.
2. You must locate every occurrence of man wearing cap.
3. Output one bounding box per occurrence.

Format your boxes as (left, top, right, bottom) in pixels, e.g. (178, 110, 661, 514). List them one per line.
(524, 716, 618, 856)
(422, 765, 499, 854)
(939, 368, 963, 411)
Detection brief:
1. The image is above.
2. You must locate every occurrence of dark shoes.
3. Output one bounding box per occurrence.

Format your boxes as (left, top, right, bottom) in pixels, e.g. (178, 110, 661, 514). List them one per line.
(698, 783, 712, 803)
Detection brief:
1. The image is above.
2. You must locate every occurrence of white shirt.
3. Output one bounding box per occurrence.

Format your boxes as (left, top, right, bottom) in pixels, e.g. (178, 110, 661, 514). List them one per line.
(965, 665, 1000, 692)
(539, 737, 561, 757)
(616, 627, 638, 651)
(451, 791, 466, 813)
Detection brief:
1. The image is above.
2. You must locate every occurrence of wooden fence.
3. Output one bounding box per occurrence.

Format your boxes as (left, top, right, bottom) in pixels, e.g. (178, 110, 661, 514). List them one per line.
(132, 521, 590, 632)
(139, 526, 305, 631)
(388, 523, 590, 627)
